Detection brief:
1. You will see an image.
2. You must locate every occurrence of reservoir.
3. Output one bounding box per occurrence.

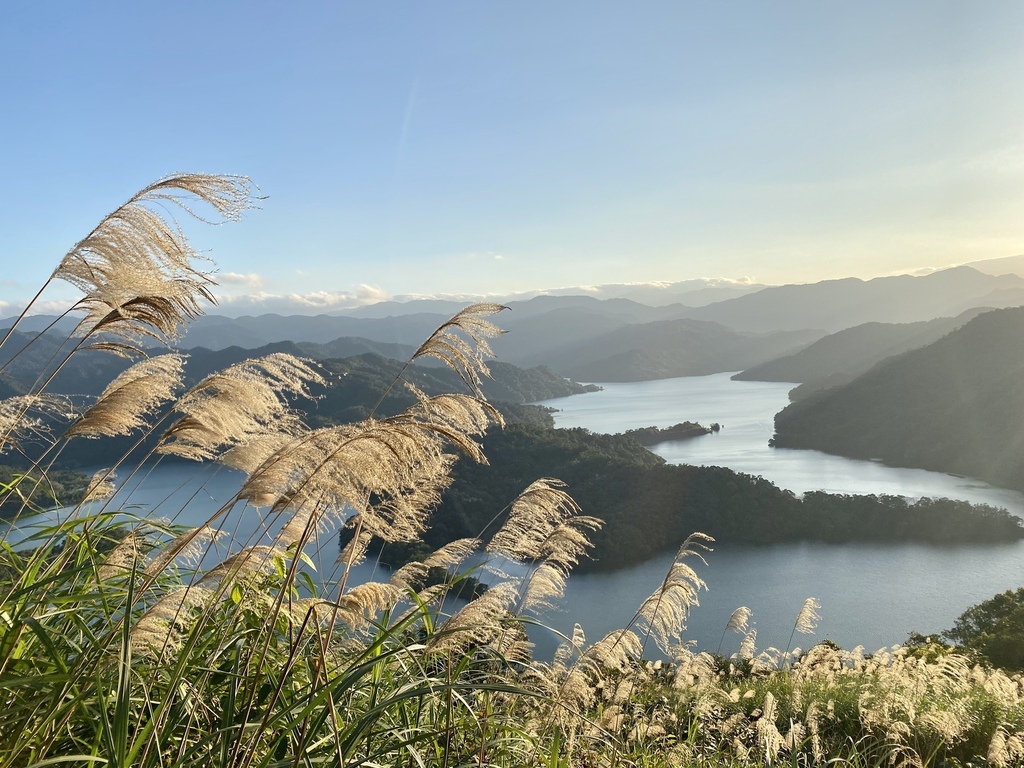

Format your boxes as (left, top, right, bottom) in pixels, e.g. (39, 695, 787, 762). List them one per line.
(7, 372, 1023, 659)
(535, 373, 1024, 657)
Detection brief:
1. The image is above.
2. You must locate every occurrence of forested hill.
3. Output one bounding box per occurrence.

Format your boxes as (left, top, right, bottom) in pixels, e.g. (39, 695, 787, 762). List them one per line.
(542, 319, 822, 382)
(771, 306, 1024, 491)
(46, 352, 593, 468)
(370, 426, 1023, 573)
(732, 309, 987, 401)
(0, 327, 592, 405)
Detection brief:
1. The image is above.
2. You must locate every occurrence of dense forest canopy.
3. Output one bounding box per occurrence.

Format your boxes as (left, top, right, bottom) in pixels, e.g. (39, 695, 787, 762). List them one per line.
(363, 425, 1024, 573)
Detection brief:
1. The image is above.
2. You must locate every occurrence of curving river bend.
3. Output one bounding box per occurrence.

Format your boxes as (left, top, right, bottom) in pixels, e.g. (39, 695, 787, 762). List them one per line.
(534, 373, 1024, 657)
(7, 372, 1023, 658)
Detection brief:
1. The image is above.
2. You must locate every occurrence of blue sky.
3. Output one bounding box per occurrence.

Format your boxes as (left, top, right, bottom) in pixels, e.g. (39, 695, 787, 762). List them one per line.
(3, 2, 1024, 315)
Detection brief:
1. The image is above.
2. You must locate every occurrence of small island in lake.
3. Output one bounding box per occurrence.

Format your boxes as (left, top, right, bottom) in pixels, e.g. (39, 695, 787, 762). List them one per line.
(621, 421, 720, 446)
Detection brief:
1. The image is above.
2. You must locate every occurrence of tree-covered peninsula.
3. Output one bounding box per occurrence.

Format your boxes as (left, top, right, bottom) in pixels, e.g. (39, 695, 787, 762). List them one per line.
(367, 425, 1024, 572)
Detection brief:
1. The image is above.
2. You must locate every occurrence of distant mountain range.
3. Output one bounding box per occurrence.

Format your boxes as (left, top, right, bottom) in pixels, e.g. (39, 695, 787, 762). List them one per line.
(677, 266, 1024, 333)
(770, 306, 1024, 491)
(733, 308, 990, 400)
(340, 277, 768, 317)
(5, 265, 1024, 389)
(527, 319, 823, 382)
(960, 253, 1024, 279)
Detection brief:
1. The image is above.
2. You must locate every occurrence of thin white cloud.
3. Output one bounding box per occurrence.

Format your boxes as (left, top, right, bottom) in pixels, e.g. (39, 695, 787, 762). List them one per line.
(2, 298, 92, 319)
(355, 284, 390, 303)
(212, 286, 394, 316)
(216, 272, 268, 291)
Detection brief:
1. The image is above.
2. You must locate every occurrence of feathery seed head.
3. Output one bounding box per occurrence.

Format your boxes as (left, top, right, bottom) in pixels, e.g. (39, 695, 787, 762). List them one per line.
(67, 354, 185, 438)
(726, 606, 753, 634)
(157, 353, 321, 462)
(794, 597, 822, 635)
(81, 469, 117, 503)
(95, 529, 146, 582)
(635, 533, 712, 654)
(143, 524, 222, 579)
(56, 174, 255, 350)
(0, 394, 74, 455)
(737, 629, 758, 661)
(336, 581, 403, 629)
(410, 303, 507, 395)
(487, 478, 582, 562)
(132, 584, 215, 660)
(336, 527, 373, 570)
(429, 582, 518, 653)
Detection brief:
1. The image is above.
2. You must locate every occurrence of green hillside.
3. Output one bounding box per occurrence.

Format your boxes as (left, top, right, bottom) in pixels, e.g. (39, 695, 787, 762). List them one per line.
(772, 306, 1024, 490)
(733, 309, 987, 400)
(367, 425, 1023, 573)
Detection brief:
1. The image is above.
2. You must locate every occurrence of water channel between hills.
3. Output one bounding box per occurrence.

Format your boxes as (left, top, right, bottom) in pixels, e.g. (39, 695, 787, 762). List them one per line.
(533, 372, 1024, 658)
(7, 372, 1024, 659)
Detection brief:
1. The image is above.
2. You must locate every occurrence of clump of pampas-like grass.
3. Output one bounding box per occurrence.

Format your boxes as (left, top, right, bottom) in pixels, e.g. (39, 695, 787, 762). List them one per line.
(3, 175, 1021, 768)
(0, 175, 608, 767)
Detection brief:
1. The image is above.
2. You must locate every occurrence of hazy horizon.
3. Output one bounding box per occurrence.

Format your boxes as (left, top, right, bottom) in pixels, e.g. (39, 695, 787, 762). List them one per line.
(4, 3, 1024, 317)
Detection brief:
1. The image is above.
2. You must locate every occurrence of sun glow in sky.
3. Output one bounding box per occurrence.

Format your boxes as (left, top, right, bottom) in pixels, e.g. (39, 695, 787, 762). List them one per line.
(3, 2, 1024, 315)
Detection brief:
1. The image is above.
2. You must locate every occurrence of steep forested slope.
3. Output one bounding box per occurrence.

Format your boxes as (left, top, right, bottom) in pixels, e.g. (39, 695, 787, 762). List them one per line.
(539, 319, 822, 382)
(771, 307, 1024, 490)
(733, 309, 988, 400)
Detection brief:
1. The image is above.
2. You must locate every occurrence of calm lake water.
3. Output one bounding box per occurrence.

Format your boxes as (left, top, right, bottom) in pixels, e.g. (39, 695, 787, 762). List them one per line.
(534, 373, 1024, 657)
(7, 372, 1024, 659)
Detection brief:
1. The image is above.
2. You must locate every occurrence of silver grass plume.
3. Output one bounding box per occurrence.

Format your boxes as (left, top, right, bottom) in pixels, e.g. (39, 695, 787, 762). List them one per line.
(635, 532, 712, 654)
(726, 606, 752, 634)
(336, 581, 404, 629)
(989, 726, 1024, 768)
(423, 537, 480, 570)
(218, 431, 297, 477)
(526, 623, 596, 727)
(718, 605, 753, 655)
(0, 393, 74, 455)
(520, 516, 602, 614)
(553, 623, 587, 672)
(81, 469, 117, 503)
(429, 581, 518, 653)
(131, 584, 215, 659)
(756, 691, 784, 764)
(487, 478, 581, 562)
(794, 597, 822, 635)
(336, 528, 373, 570)
(389, 537, 479, 591)
(582, 628, 643, 674)
(54, 174, 255, 351)
(94, 529, 146, 583)
(198, 544, 283, 589)
(66, 354, 185, 438)
(238, 392, 497, 535)
(144, 524, 221, 579)
(785, 597, 822, 656)
(157, 353, 322, 462)
(405, 302, 507, 397)
(335, 453, 455, 546)
(737, 629, 757, 661)
(396, 387, 501, 462)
